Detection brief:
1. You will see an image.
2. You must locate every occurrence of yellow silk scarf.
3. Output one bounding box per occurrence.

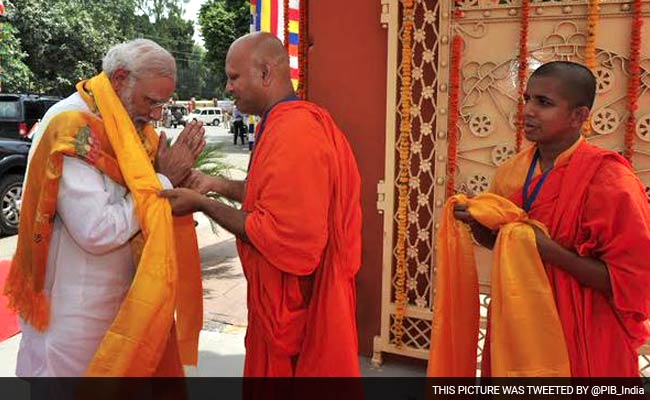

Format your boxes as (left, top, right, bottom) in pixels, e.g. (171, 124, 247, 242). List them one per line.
(427, 193, 570, 377)
(4, 72, 202, 376)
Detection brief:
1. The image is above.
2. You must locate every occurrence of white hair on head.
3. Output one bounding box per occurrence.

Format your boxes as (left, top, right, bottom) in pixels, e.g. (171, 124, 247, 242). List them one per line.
(102, 38, 177, 81)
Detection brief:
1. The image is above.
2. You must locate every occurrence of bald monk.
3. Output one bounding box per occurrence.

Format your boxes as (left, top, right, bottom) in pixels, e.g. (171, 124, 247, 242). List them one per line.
(159, 32, 363, 377)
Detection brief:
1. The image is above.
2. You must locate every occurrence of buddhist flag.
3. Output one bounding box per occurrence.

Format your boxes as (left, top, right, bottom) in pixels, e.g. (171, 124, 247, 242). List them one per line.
(251, 0, 300, 90)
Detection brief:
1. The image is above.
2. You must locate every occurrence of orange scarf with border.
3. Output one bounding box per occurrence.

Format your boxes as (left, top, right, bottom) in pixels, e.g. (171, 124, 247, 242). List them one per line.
(428, 193, 570, 377)
(3, 72, 202, 376)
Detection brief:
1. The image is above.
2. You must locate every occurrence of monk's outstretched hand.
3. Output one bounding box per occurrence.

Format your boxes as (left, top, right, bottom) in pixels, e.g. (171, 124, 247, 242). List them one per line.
(159, 188, 206, 216)
(182, 169, 217, 195)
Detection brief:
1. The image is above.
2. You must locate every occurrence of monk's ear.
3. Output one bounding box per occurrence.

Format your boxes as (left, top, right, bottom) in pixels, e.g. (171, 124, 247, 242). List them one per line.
(572, 106, 591, 128)
(260, 63, 273, 87)
(110, 69, 131, 92)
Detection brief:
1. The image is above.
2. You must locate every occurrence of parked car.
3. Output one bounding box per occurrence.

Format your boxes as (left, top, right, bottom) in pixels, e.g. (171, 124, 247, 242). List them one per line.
(183, 107, 224, 126)
(0, 94, 60, 140)
(169, 104, 188, 128)
(0, 138, 30, 235)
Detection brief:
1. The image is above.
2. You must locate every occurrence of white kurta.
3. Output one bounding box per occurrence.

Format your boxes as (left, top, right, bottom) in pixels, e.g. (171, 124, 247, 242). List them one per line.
(16, 93, 171, 377)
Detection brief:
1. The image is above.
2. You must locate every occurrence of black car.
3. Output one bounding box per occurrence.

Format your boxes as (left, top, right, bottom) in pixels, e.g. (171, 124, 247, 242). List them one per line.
(0, 138, 30, 236)
(0, 94, 60, 140)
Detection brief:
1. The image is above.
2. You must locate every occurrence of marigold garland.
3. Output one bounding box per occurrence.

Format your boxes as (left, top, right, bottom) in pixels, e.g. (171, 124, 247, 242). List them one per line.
(515, 0, 530, 152)
(584, 0, 599, 71)
(297, 0, 308, 99)
(583, 0, 600, 137)
(625, 0, 642, 162)
(393, 0, 415, 348)
(446, 35, 462, 198)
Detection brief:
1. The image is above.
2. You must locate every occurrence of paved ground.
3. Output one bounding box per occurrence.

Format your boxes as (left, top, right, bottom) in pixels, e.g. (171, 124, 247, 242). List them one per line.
(184, 124, 251, 331)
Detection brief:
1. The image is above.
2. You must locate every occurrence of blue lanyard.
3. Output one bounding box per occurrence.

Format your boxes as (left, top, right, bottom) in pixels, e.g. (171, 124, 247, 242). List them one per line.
(522, 150, 552, 212)
(255, 95, 299, 145)
(247, 94, 299, 172)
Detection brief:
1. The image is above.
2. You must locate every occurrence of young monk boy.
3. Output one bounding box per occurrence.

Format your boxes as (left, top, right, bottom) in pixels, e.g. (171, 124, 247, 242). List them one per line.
(454, 61, 650, 376)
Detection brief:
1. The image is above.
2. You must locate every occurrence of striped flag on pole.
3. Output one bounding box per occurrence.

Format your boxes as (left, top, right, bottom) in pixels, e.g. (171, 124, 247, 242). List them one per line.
(250, 0, 300, 90)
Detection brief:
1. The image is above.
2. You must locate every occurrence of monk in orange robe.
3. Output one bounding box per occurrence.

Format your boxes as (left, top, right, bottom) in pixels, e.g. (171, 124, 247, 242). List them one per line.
(160, 32, 363, 377)
(455, 61, 650, 376)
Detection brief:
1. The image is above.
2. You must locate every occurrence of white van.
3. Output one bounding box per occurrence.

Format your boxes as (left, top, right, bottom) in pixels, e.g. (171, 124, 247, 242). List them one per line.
(183, 107, 223, 126)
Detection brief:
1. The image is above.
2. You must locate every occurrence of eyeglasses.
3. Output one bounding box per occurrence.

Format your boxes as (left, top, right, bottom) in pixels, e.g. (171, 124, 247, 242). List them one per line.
(144, 96, 167, 111)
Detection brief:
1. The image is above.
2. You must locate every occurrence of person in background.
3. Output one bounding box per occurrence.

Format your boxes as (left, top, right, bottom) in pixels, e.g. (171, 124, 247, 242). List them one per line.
(247, 114, 256, 151)
(223, 109, 232, 130)
(232, 107, 246, 145)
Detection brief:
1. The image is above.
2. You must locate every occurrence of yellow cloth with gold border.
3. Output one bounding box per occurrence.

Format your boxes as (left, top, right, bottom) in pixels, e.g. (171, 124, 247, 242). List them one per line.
(427, 193, 570, 377)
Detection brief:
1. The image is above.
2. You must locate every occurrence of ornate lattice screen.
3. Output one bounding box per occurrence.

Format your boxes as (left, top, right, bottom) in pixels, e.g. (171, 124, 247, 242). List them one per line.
(374, 0, 650, 373)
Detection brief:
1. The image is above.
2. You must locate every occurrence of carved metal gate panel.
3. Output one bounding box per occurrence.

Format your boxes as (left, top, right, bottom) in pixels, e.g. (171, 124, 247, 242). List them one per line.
(374, 0, 650, 373)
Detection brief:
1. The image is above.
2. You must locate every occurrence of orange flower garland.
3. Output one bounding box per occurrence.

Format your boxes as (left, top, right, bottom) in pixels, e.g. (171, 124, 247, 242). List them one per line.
(625, 0, 642, 162)
(446, 35, 462, 198)
(393, 0, 415, 348)
(516, 0, 530, 152)
(297, 0, 308, 99)
(583, 0, 600, 137)
(584, 0, 599, 72)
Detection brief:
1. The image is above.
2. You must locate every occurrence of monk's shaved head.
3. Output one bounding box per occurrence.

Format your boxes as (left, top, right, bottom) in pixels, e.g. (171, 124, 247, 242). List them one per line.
(227, 32, 292, 85)
(531, 61, 596, 109)
(225, 32, 295, 115)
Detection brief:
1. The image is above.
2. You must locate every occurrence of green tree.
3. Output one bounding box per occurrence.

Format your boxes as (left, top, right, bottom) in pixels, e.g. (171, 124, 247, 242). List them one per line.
(144, 12, 198, 99)
(198, 0, 250, 98)
(10, 0, 130, 95)
(175, 45, 210, 99)
(0, 2, 33, 92)
(136, 0, 187, 23)
(8, 0, 197, 95)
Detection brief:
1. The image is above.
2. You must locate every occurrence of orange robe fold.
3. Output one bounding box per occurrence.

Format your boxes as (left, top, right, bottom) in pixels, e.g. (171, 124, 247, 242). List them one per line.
(4, 73, 202, 376)
(492, 140, 650, 376)
(428, 193, 570, 377)
(239, 101, 362, 376)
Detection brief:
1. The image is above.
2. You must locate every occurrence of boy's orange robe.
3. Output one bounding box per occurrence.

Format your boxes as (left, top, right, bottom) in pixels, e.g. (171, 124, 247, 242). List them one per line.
(238, 101, 362, 377)
(491, 139, 650, 376)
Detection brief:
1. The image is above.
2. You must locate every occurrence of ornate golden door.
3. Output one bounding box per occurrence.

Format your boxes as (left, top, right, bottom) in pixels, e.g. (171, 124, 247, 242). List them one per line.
(374, 0, 650, 372)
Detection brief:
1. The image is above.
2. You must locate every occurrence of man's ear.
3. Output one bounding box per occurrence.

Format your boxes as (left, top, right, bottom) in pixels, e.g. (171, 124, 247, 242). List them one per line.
(573, 106, 591, 128)
(110, 69, 131, 92)
(261, 63, 273, 87)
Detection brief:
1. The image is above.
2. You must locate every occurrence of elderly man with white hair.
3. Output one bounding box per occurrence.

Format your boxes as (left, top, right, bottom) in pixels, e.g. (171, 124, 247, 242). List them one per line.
(4, 38, 206, 377)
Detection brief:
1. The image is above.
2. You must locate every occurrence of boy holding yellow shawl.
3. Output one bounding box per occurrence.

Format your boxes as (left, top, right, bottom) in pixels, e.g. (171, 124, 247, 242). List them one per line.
(453, 61, 650, 377)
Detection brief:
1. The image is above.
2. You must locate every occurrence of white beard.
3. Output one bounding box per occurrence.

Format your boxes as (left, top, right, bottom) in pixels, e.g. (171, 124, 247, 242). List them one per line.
(118, 82, 147, 129)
